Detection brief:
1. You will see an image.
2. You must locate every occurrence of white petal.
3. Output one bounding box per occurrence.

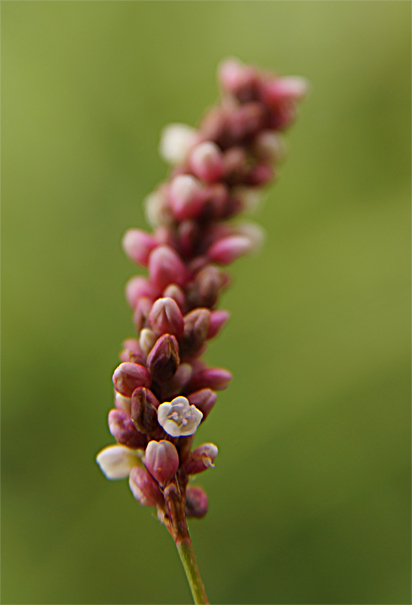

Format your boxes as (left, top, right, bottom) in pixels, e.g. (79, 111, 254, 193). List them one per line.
(159, 124, 197, 165)
(96, 445, 140, 480)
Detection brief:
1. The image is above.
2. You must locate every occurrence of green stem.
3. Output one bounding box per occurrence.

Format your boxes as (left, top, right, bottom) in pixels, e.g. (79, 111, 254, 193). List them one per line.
(176, 538, 209, 605)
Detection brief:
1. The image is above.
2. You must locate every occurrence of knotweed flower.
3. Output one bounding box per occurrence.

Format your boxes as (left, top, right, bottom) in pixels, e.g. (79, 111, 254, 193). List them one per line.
(96, 57, 308, 604)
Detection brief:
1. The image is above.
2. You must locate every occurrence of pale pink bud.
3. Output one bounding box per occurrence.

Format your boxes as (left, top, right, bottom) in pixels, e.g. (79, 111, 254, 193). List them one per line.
(115, 391, 131, 414)
(189, 142, 224, 183)
(253, 131, 288, 162)
(113, 362, 152, 397)
(194, 264, 229, 307)
(138, 328, 156, 355)
(129, 466, 164, 507)
(144, 440, 179, 487)
(187, 367, 232, 392)
(261, 76, 310, 106)
(168, 175, 204, 221)
(187, 389, 217, 421)
(119, 338, 146, 365)
(162, 284, 185, 309)
(222, 147, 248, 184)
(108, 409, 147, 449)
(183, 443, 218, 475)
(180, 308, 211, 357)
(207, 235, 253, 265)
(144, 188, 171, 228)
(177, 220, 199, 259)
(149, 297, 184, 339)
(125, 277, 157, 308)
(207, 310, 230, 339)
(218, 57, 257, 102)
(148, 245, 188, 290)
(122, 229, 157, 267)
(159, 123, 198, 165)
(147, 334, 180, 382)
(185, 485, 208, 519)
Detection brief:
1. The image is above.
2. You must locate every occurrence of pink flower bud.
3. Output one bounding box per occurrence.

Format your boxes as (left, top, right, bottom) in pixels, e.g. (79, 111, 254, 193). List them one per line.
(129, 466, 164, 507)
(187, 367, 232, 392)
(228, 102, 265, 143)
(207, 310, 230, 339)
(180, 308, 211, 358)
(185, 485, 208, 519)
(125, 276, 157, 309)
(108, 409, 147, 449)
(207, 235, 253, 265)
(147, 334, 180, 382)
(222, 147, 248, 185)
(122, 229, 157, 267)
(149, 297, 184, 339)
(162, 284, 185, 309)
(245, 163, 274, 187)
(194, 264, 229, 308)
(148, 245, 188, 290)
(189, 142, 224, 183)
(144, 440, 179, 487)
(183, 443, 218, 475)
(261, 76, 310, 106)
(113, 362, 152, 397)
(168, 175, 204, 220)
(120, 338, 146, 365)
(187, 389, 217, 421)
(218, 57, 258, 103)
(132, 297, 152, 333)
(177, 220, 200, 259)
(131, 387, 159, 434)
(253, 131, 287, 162)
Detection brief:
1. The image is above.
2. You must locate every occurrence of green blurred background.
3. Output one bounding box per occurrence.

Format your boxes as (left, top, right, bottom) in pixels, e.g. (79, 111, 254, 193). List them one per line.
(2, 2, 410, 604)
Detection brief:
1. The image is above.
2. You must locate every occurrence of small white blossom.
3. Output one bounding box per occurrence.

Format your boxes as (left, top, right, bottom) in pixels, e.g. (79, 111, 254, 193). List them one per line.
(96, 445, 142, 480)
(159, 123, 198, 165)
(157, 396, 203, 438)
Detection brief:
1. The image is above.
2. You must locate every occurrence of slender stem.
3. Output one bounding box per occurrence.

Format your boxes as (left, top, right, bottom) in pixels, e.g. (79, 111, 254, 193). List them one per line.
(176, 538, 210, 605)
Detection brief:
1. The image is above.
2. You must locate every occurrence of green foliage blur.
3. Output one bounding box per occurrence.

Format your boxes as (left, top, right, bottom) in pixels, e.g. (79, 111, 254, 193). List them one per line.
(2, 2, 410, 604)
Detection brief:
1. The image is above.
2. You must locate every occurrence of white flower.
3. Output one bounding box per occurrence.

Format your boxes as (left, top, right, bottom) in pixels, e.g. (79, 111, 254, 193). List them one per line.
(157, 396, 203, 438)
(96, 444, 142, 480)
(159, 123, 198, 165)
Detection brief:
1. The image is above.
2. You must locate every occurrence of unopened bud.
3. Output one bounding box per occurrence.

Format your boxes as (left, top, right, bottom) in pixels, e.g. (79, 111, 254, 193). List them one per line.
(144, 440, 180, 487)
(144, 189, 171, 228)
(180, 309, 211, 357)
(253, 131, 287, 162)
(131, 387, 159, 434)
(167, 362, 193, 395)
(113, 362, 152, 397)
(132, 297, 152, 333)
(187, 389, 217, 421)
(122, 229, 157, 266)
(207, 235, 253, 265)
(207, 310, 230, 339)
(159, 123, 198, 165)
(120, 338, 146, 365)
(233, 186, 263, 214)
(149, 297, 184, 338)
(245, 163, 274, 187)
(96, 444, 141, 480)
(194, 264, 229, 308)
(187, 367, 232, 392)
(129, 466, 164, 507)
(139, 328, 157, 355)
(108, 409, 147, 449)
(125, 276, 157, 309)
(147, 334, 180, 382)
(218, 57, 258, 103)
(262, 76, 310, 107)
(183, 443, 218, 475)
(148, 245, 188, 290)
(162, 284, 185, 309)
(189, 142, 224, 183)
(168, 175, 204, 221)
(185, 485, 208, 519)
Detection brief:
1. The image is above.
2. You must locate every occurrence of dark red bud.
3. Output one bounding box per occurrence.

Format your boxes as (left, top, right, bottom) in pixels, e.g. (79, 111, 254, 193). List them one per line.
(185, 485, 208, 519)
(180, 308, 211, 358)
(147, 334, 180, 382)
(129, 467, 164, 508)
(131, 387, 159, 434)
(187, 388, 217, 421)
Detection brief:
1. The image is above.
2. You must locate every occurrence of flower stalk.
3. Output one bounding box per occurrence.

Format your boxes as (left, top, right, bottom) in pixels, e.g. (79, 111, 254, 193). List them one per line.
(96, 57, 308, 603)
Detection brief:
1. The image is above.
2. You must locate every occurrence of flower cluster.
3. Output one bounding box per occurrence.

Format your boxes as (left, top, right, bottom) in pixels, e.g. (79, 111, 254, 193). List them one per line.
(96, 58, 308, 540)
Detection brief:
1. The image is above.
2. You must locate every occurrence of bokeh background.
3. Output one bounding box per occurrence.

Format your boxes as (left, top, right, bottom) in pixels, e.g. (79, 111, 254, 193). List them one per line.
(2, 2, 410, 604)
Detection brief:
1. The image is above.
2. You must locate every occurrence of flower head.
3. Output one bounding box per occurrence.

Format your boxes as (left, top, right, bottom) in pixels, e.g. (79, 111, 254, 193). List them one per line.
(157, 396, 203, 437)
